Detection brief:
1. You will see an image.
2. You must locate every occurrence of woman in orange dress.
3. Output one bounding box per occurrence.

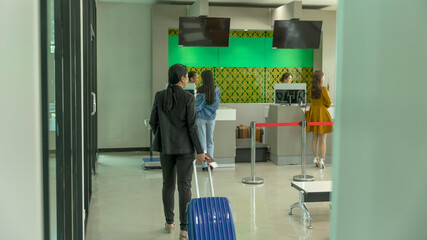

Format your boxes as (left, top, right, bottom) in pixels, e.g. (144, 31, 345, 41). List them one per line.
(306, 71, 333, 169)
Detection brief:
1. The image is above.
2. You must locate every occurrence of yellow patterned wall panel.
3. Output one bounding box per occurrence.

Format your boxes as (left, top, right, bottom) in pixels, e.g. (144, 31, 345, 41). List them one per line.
(265, 31, 274, 38)
(229, 30, 266, 38)
(184, 66, 313, 103)
(170, 29, 273, 38)
(168, 29, 179, 36)
(265, 68, 313, 103)
(214, 67, 264, 103)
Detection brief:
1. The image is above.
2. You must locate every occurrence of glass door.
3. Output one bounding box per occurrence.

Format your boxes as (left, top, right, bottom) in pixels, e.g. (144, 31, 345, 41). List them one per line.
(90, 0, 98, 177)
(41, 0, 57, 238)
(70, 0, 83, 239)
(42, 0, 86, 239)
(83, 0, 98, 222)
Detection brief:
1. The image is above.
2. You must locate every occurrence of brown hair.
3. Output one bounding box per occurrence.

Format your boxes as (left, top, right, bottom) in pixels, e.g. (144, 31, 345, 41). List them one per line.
(197, 70, 216, 105)
(280, 73, 292, 83)
(188, 71, 197, 81)
(311, 70, 324, 99)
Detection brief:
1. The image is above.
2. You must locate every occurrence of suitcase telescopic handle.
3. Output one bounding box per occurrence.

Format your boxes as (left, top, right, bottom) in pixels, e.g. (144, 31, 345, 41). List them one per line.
(193, 160, 215, 198)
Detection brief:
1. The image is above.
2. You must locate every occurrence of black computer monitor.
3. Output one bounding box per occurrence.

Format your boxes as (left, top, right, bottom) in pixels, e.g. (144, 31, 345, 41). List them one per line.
(275, 90, 306, 104)
(273, 20, 322, 49)
(274, 83, 306, 105)
(179, 17, 230, 47)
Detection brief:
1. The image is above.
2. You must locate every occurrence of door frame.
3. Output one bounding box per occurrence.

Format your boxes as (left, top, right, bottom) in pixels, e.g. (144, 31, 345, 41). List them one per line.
(41, 0, 85, 238)
(83, 0, 98, 227)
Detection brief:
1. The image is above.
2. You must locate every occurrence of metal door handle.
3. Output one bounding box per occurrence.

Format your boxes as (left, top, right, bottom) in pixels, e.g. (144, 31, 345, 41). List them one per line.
(91, 92, 96, 116)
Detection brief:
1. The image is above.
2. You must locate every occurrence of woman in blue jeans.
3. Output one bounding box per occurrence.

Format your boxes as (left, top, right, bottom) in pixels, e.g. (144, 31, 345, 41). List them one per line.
(195, 70, 221, 171)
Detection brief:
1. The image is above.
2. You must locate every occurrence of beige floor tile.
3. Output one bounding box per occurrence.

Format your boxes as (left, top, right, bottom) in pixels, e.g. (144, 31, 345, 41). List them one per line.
(86, 153, 331, 240)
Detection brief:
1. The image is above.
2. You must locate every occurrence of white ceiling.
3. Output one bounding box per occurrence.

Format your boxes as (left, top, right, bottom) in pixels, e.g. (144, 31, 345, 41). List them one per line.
(98, 0, 338, 10)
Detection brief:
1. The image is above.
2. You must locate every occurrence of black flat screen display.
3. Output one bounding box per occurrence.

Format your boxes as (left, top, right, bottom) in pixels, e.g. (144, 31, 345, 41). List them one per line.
(179, 17, 230, 47)
(273, 20, 322, 49)
(275, 89, 306, 105)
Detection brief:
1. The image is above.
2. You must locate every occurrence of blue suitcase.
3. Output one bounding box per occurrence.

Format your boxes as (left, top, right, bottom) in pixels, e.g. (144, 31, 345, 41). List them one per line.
(187, 160, 237, 240)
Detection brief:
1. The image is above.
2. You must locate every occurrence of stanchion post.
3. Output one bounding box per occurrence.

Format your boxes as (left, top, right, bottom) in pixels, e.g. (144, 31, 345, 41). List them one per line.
(149, 128, 153, 157)
(251, 120, 256, 180)
(242, 121, 264, 184)
(293, 121, 314, 182)
(301, 121, 306, 176)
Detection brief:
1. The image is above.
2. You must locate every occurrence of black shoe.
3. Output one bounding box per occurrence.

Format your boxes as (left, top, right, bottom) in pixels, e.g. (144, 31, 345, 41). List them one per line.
(202, 167, 207, 171)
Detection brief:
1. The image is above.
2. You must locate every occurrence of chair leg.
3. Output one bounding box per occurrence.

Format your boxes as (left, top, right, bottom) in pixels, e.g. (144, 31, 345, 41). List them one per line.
(289, 191, 313, 229)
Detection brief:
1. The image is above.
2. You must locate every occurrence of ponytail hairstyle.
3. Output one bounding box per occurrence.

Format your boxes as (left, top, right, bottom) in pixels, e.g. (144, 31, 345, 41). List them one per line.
(311, 70, 324, 99)
(280, 72, 292, 83)
(163, 64, 188, 112)
(198, 70, 215, 105)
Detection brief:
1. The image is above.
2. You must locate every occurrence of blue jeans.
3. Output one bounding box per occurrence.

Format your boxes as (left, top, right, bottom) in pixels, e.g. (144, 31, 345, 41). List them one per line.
(196, 118, 215, 167)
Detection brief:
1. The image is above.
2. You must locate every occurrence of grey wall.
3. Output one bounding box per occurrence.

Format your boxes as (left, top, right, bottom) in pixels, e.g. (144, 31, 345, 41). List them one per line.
(97, 2, 152, 148)
(152, 5, 336, 127)
(210, 6, 271, 30)
(152, 4, 187, 95)
(302, 10, 336, 101)
(330, 0, 427, 239)
(0, 0, 44, 239)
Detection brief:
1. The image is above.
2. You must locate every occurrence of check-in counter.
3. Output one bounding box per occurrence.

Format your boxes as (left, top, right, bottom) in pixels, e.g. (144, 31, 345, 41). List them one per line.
(265, 104, 333, 165)
(213, 107, 236, 167)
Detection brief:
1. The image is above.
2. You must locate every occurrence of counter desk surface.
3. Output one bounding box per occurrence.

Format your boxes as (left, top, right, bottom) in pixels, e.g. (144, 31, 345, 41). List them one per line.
(215, 107, 236, 121)
(264, 104, 333, 165)
(211, 107, 236, 167)
(264, 104, 335, 120)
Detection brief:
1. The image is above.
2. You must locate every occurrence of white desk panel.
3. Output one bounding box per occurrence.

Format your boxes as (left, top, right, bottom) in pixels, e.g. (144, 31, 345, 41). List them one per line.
(291, 181, 332, 193)
(215, 108, 236, 121)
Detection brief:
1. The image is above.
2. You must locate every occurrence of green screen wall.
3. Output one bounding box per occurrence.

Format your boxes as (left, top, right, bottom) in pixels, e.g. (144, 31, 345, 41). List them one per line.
(168, 29, 314, 103)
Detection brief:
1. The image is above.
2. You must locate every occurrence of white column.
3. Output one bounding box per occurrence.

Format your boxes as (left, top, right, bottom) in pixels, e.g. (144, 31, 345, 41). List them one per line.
(0, 0, 44, 239)
(331, 0, 427, 239)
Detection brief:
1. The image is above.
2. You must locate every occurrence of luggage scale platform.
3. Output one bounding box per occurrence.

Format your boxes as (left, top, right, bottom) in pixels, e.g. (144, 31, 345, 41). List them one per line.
(289, 181, 332, 229)
(141, 156, 161, 169)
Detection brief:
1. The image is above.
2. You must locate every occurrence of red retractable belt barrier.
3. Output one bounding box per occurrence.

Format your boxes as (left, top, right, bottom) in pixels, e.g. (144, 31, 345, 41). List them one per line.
(255, 122, 300, 127)
(256, 122, 333, 127)
(307, 122, 334, 126)
(244, 120, 334, 186)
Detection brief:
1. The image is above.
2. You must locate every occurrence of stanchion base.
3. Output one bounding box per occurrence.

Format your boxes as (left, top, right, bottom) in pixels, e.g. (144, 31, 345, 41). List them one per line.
(293, 175, 314, 182)
(242, 177, 264, 184)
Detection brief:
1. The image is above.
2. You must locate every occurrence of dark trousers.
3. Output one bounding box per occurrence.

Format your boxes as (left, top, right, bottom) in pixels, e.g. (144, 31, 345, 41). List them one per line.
(160, 153, 194, 231)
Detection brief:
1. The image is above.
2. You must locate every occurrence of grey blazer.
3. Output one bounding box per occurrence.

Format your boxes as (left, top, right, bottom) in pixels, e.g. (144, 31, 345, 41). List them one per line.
(149, 85, 203, 155)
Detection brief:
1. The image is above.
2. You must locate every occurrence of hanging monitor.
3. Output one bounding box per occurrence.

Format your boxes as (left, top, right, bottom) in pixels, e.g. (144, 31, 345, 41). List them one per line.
(179, 17, 230, 47)
(273, 20, 322, 49)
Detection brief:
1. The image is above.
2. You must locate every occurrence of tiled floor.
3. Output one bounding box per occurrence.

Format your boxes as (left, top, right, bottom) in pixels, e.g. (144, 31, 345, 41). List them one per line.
(85, 153, 331, 240)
